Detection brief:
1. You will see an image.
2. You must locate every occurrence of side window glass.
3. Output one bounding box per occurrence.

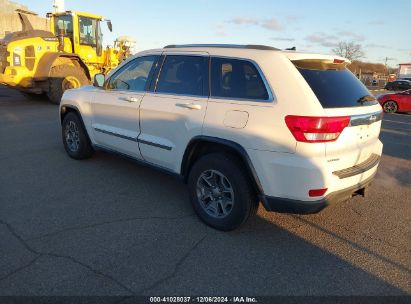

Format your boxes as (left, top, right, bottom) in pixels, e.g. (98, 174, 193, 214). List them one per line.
(78, 17, 97, 46)
(156, 55, 207, 96)
(210, 57, 269, 100)
(109, 56, 157, 91)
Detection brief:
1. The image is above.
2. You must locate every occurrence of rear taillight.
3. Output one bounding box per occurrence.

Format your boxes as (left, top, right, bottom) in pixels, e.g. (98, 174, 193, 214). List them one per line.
(285, 115, 350, 143)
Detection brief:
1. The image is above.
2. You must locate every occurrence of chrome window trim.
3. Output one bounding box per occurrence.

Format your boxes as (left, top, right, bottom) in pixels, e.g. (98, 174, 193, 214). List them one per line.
(107, 88, 146, 93)
(143, 53, 276, 103)
(209, 55, 275, 103)
(147, 91, 209, 100)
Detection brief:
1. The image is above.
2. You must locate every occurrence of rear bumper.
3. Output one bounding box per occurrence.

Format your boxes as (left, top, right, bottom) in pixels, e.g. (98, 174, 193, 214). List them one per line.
(248, 138, 383, 207)
(261, 172, 376, 214)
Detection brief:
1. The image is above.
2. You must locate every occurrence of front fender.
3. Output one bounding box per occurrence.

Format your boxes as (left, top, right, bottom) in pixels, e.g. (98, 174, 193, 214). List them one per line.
(60, 86, 96, 144)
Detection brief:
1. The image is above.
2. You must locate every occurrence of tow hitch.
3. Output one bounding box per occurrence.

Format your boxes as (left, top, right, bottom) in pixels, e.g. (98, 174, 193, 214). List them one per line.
(353, 185, 370, 198)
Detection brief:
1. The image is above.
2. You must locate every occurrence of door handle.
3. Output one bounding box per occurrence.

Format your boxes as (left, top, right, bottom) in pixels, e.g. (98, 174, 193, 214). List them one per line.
(175, 103, 202, 110)
(120, 96, 140, 103)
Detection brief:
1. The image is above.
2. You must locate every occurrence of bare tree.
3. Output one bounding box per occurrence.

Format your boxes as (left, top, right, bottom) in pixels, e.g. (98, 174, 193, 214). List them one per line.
(332, 41, 364, 61)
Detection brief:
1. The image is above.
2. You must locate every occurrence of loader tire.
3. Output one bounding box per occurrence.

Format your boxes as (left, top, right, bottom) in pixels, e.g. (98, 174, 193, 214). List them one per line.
(47, 65, 89, 104)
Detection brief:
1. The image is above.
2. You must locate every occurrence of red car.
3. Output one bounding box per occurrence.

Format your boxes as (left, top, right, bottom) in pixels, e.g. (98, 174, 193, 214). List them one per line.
(377, 89, 411, 113)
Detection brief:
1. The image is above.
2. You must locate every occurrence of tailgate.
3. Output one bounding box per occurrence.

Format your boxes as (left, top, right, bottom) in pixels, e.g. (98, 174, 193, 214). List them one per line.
(324, 105, 383, 172)
(291, 57, 383, 172)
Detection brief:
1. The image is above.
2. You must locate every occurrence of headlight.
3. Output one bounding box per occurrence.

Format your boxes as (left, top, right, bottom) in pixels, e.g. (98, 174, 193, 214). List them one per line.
(13, 46, 22, 66)
(13, 52, 21, 66)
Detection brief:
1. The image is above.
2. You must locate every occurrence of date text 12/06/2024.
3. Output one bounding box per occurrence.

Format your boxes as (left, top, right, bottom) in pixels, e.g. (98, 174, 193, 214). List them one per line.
(149, 296, 258, 303)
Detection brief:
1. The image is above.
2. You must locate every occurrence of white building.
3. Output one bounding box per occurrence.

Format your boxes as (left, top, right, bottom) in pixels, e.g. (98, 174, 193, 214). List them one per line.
(398, 63, 411, 79)
(53, 0, 65, 13)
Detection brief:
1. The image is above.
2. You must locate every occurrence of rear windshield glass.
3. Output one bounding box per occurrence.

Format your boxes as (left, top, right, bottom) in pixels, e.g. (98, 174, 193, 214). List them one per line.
(297, 68, 377, 108)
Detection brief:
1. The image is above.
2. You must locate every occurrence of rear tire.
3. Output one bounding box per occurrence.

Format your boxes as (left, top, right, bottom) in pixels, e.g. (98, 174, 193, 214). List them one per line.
(48, 65, 89, 105)
(62, 112, 94, 159)
(188, 153, 258, 231)
(383, 100, 398, 113)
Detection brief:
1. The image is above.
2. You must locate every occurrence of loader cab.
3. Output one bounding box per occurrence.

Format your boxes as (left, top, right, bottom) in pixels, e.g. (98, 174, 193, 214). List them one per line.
(50, 11, 107, 61)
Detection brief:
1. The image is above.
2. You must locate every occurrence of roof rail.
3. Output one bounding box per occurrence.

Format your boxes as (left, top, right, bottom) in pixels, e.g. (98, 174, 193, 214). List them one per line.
(163, 44, 280, 51)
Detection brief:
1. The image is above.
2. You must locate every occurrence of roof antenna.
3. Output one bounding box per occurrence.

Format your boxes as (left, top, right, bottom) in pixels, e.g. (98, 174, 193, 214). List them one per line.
(285, 46, 296, 51)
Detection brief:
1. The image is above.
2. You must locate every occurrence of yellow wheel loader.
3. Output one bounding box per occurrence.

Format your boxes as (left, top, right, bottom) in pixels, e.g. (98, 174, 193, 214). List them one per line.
(0, 10, 133, 104)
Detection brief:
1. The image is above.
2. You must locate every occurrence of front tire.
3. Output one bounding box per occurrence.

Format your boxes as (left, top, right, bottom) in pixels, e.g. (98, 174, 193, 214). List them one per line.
(383, 100, 398, 113)
(62, 112, 94, 159)
(48, 65, 89, 104)
(188, 153, 258, 231)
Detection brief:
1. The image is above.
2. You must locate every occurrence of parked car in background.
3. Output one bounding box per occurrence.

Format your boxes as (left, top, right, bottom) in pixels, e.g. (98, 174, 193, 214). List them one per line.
(384, 80, 411, 91)
(59, 44, 383, 231)
(377, 89, 411, 113)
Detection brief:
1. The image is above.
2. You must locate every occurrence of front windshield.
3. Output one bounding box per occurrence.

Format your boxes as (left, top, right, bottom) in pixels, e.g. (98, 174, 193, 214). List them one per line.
(54, 15, 73, 36)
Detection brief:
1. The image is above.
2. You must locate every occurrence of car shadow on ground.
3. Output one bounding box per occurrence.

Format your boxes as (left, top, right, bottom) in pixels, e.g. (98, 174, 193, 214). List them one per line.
(1, 148, 409, 296)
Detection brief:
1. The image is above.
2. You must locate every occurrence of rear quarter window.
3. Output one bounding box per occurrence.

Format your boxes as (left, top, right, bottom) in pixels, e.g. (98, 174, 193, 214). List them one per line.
(210, 57, 269, 101)
(297, 68, 377, 108)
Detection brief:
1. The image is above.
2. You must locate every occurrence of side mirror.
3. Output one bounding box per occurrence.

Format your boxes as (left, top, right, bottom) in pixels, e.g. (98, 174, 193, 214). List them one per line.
(94, 73, 105, 88)
(107, 20, 113, 32)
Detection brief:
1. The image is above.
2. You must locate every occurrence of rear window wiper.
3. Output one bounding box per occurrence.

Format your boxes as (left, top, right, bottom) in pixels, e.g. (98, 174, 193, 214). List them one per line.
(356, 95, 376, 104)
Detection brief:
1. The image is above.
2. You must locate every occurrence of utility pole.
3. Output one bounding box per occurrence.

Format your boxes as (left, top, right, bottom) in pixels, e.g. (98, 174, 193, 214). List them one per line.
(383, 57, 395, 69)
(383, 57, 394, 75)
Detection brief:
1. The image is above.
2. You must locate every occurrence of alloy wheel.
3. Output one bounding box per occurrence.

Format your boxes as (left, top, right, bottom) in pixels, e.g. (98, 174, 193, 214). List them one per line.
(196, 169, 235, 218)
(65, 120, 80, 152)
(383, 101, 397, 113)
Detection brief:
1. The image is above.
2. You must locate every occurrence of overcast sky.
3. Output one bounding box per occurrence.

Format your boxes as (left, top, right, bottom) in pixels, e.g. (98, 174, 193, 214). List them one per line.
(17, 0, 411, 67)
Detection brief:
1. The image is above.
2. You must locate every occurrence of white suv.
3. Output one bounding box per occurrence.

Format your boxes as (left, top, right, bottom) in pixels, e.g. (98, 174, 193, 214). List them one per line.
(60, 44, 383, 231)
